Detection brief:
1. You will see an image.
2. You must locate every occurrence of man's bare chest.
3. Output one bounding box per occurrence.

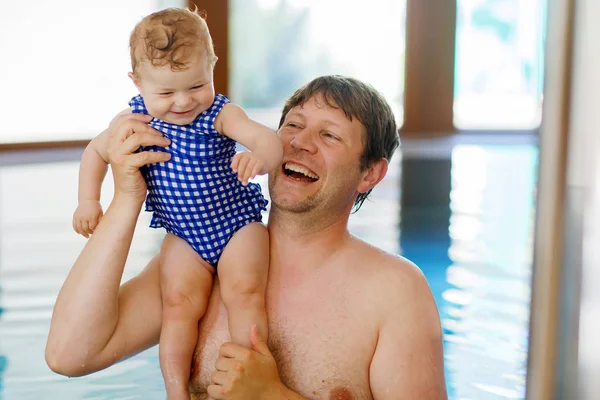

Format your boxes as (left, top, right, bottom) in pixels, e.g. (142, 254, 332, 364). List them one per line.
(190, 283, 378, 399)
(268, 318, 372, 399)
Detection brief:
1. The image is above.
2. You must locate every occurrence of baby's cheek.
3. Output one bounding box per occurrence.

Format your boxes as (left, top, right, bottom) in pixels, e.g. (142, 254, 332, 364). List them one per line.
(143, 98, 166, 118)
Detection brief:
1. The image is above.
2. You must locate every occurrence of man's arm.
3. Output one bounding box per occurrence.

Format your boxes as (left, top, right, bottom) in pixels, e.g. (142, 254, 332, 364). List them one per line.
(45, 113, 171, 376)
(369, 259, 447, 399)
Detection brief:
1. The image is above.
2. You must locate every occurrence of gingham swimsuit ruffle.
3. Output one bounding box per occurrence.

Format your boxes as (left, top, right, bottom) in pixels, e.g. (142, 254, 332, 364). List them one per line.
(129, 93, 268, 266)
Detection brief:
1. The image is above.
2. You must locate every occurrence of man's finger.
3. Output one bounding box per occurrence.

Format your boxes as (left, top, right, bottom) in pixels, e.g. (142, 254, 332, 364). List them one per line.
(219, 342, 247, 359)
(121, 129, 168, 152)
(129, 151, 171, 168)
(112, 120, 162, 144)
(211, 370, 229, 385)
(110, 110, 152, 127)
(118, 132, 170, 155)
(214, 356, 235, 372)
(117, 113, 152, 126)
(206, 384, 225, 400)
(126, 112, 153, 123)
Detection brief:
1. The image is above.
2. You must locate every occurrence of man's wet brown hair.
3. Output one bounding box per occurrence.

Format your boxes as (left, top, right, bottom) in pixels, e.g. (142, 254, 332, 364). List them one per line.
(279, 75, 400, 211)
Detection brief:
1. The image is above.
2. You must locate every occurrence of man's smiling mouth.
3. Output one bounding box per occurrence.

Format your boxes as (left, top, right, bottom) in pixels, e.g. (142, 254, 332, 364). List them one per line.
(283, 162, 319, 182)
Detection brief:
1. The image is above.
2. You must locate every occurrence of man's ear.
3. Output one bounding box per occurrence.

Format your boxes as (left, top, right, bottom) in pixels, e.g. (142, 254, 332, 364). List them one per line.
(128, 72, 141, 89)
(357, 158, 389, 194)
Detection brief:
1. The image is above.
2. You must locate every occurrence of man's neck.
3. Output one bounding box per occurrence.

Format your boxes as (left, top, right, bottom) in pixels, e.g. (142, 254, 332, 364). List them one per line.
(267, 207, 352, 270)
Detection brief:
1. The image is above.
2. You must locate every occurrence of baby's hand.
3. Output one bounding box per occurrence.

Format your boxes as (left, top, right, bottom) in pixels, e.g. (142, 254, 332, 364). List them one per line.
(73, 200, 104, 238)
(231, 151, 265, 186)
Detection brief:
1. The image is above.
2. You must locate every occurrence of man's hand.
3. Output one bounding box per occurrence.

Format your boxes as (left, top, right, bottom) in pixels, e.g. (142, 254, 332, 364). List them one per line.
(230, 151, 265, 186)
(207, 325, 284, 400)
(73, 200, 103, 238)
(106, 112, 171, 204)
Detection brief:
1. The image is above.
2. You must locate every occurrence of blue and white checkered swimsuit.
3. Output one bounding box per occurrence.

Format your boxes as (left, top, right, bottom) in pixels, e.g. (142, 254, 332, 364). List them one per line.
(129, 93, 268, 266)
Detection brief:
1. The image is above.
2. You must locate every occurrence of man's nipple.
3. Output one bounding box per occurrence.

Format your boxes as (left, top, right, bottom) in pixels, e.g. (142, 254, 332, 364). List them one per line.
(329, 387, 352, 400)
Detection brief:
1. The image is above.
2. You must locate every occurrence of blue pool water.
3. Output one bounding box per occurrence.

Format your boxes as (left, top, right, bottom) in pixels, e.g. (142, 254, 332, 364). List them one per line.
(0, 143, 537, 399)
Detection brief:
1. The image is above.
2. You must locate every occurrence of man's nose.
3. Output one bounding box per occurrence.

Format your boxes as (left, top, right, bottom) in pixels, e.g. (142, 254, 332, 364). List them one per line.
(289, 128, 317, 154)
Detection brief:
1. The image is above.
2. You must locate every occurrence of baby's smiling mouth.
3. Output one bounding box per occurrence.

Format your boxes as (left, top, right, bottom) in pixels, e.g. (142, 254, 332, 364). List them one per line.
(172, 110, 193, 115)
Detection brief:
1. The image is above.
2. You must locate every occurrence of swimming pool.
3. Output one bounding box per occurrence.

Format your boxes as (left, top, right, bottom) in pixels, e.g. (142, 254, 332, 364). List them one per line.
(0, 143, 536, 399)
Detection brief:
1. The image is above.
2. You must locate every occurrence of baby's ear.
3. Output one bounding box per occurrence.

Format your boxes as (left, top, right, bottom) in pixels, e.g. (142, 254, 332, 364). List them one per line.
(128, 72, 141, 89)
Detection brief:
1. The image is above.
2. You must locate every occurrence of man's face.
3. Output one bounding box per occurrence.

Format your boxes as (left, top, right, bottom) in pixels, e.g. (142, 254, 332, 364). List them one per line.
(130, 53, 216, 125)
(268, 95, 367, 215)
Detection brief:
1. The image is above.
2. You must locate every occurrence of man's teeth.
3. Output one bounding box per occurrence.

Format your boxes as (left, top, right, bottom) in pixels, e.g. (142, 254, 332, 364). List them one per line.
(284, 163, 319, 179)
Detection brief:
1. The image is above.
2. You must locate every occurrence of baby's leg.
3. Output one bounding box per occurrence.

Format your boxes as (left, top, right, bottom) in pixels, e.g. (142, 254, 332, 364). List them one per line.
(159, 233, 214, 400)
(218, 222, 269, 348)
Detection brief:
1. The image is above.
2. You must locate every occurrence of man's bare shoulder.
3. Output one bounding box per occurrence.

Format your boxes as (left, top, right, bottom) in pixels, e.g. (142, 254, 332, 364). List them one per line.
(350, 238, 447, 398)
(349, 237, 428, 288)
(348, 237, 440, 325)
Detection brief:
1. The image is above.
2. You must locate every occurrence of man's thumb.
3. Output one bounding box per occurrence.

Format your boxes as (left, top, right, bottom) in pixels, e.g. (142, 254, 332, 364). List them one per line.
(250, 324, 270, 355)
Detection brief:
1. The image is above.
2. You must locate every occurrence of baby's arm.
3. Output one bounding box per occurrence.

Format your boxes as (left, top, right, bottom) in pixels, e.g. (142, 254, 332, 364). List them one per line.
(215, 104, 283, 185)
(73, 128, 111, 238)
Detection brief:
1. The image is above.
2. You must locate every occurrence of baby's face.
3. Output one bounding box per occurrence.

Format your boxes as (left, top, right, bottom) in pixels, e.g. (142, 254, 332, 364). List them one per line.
(134, 54, 215, 125)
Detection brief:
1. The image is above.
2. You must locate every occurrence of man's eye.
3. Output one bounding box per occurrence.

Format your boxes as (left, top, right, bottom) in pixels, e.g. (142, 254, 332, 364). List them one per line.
(286, 122, 299, 128)
(324, 132, 339, 140)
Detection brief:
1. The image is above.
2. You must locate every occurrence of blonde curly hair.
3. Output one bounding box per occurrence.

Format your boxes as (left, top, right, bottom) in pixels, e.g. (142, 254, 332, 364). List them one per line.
(129, 7, 218, 78)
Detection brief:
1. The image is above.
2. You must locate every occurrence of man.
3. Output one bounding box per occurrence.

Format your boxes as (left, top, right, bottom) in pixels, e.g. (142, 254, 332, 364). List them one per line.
(46, 76, 447, 399)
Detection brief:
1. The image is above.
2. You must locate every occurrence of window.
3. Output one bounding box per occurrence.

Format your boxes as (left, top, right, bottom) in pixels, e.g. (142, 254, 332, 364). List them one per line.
(229, 0, 407, 128)
(0, 0, 184, 144)
(453, 0, 546, 129)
